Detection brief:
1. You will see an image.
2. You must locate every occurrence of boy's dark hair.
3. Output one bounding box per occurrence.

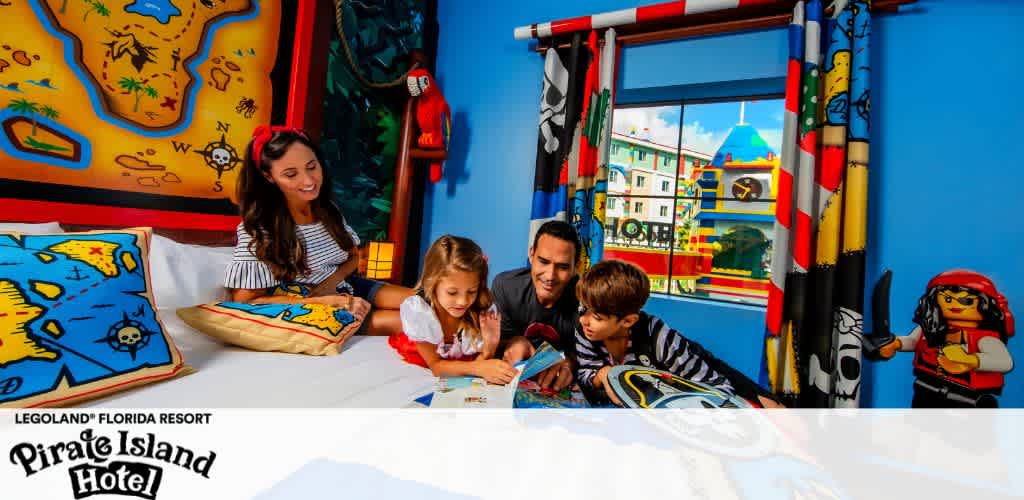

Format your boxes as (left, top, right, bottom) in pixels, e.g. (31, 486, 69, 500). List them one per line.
(577, 259, 649, 318)
(532, 220, 582, 262)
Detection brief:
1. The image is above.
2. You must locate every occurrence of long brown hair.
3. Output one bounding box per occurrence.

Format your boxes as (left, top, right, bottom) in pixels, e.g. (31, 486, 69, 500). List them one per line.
(237, 128, 355, 282)
(417, 235, 493, 342)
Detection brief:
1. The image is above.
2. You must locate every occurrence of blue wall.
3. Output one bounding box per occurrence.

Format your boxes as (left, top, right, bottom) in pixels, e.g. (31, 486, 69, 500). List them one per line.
(425, 0, 1024, 407)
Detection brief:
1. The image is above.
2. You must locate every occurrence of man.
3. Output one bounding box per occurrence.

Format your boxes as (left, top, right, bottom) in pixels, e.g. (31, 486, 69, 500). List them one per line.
(491, 221, 580, 391)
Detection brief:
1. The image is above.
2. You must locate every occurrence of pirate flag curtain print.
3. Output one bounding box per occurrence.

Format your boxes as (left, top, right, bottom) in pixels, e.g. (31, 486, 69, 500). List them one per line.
(529, 33, 590, 247)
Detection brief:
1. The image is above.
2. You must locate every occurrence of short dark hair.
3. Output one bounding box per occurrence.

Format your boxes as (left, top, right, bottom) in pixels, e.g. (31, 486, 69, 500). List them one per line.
(577, 259, 649, 318)
(532, 220, 582, 262)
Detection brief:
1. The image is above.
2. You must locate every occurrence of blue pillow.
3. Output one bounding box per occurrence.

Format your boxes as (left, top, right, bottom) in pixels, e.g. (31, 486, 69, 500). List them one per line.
(0, 228, 185, 407)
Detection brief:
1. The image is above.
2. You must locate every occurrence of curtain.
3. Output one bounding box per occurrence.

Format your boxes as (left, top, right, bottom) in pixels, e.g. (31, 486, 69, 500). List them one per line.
(762, 0, 872, 408)
(571, 29, 616, 272)
(531, 29, 618, 273)
(529, 34, 587, 245)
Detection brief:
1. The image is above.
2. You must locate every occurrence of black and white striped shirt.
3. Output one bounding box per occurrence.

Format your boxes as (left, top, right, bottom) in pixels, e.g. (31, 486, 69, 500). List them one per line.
(224, 221, 360, 289)
(575, 312, 737, 401)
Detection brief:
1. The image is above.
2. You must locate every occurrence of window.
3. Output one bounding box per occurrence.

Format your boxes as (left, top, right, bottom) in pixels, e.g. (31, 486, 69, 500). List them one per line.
(604, 98, 784, 306)
(611, 144, 620, 154)
(609, 170, 618, 182)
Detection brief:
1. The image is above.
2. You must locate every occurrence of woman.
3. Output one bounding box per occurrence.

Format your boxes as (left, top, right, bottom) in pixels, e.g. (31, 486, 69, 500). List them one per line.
(225, 125, 413, 335)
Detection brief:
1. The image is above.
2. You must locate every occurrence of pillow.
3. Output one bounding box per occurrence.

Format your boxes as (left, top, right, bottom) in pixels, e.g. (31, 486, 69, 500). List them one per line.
(176, 283, 363, 355)
(0, 221, 64, 234)
(0, 227, 186, 408)
(148, 234, 234, 312)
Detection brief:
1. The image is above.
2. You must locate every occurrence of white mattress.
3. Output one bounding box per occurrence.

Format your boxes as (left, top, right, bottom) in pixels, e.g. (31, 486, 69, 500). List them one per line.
(87, 313, 437, 408)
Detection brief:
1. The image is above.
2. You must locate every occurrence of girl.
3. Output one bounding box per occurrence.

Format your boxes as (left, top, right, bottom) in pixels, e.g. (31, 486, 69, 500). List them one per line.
(391, 235, 518, 385)
(225, 125, 413, 335)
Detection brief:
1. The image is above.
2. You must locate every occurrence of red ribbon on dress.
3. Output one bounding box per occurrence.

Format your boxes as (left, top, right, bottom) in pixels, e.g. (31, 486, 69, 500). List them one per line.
(250, 125, 307, 164)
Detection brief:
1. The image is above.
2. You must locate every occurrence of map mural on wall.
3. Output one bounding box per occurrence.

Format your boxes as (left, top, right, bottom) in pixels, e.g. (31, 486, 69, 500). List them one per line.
(0, 0, 282, 227)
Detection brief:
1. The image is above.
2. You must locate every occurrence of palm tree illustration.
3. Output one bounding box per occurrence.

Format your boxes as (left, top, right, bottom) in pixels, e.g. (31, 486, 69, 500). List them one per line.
(40, 105, 60, 123)
(7, 98, 41, 135)
(83, 0, 110, 22)
(119, 77, 158, 112)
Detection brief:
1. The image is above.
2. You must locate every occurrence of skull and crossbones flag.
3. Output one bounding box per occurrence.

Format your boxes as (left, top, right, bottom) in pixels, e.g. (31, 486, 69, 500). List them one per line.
(528, 33, 591, 246)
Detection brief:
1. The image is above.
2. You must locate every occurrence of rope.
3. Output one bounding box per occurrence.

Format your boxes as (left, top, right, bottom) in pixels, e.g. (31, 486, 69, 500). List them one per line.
(333, 0, 420, 89)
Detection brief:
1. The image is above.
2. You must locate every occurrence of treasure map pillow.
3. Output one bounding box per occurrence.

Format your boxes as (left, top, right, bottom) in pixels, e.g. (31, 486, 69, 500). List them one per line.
(0, 228, 186, 407)
(177, 283, 363, 356)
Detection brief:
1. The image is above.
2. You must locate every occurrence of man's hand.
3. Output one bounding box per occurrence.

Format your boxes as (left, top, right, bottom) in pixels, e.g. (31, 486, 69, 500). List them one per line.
(536, 359, 573, 391)
(502, 336, 535, 364)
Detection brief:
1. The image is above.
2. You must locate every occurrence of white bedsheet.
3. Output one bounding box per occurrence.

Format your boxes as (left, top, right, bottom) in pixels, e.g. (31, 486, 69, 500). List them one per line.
(87, 313, 436, 408)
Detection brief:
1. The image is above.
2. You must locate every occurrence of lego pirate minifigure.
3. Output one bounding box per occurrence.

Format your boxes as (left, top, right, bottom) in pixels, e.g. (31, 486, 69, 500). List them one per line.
(872, 270, 1014, 408)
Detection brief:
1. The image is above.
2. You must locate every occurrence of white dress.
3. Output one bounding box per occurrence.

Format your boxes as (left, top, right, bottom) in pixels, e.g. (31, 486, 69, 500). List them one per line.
(399, 295, 483, 359)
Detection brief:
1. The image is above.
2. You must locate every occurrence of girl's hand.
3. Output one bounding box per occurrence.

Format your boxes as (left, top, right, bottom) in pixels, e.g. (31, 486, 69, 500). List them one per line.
(475, 359, 518, 385)
(480, 310, 502, 350)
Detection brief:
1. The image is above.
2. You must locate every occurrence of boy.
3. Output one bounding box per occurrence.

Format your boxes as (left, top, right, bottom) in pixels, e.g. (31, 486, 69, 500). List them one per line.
(574, 260, 782, 408)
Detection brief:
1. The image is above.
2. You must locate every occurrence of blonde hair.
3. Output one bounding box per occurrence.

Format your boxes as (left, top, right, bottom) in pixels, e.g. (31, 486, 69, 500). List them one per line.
(416, 235, 493, 344)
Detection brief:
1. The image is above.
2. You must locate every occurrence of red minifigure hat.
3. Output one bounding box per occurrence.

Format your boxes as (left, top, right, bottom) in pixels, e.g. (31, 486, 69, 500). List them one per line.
(927, 269, 1014, 337)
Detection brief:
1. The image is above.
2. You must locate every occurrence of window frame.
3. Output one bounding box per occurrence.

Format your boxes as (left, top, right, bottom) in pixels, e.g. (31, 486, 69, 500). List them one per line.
(605, 93, 784, 307)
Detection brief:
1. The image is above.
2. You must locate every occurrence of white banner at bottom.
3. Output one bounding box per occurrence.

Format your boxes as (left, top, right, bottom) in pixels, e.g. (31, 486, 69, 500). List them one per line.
(1, 409, 1022, 499)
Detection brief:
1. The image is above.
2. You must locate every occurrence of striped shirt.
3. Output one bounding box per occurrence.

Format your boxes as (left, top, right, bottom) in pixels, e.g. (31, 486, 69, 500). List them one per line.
(575, 312, 736, 402)
(224, 221, 360, 289)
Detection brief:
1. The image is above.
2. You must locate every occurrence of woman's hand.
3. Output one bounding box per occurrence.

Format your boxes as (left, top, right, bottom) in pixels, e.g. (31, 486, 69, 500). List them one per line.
(345, 296, 371, 321)
(311, 294, 371, 320)
(475, 359, 519, 385)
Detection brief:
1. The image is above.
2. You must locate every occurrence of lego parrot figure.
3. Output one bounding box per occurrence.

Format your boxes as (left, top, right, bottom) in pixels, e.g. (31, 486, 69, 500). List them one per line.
(406, 68, 450, 183)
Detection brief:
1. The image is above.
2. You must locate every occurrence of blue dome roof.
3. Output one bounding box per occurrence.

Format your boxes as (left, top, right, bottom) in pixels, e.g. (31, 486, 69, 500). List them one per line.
(710, 124, 777, 168)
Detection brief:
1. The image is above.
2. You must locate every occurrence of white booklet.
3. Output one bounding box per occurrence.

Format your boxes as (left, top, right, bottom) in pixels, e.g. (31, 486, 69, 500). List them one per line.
(426, 342, 565, 408)
(428, 367, 523, 408)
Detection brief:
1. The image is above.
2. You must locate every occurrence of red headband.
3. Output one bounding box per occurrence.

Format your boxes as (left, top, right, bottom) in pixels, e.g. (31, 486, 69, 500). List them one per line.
(251, 125, 307, 164)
